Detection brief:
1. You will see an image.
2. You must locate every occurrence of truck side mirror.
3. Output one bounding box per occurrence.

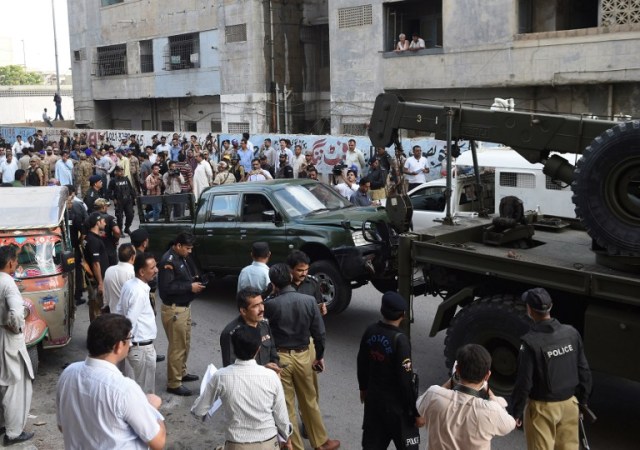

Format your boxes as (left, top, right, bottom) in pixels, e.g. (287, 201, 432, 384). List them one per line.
(262, 210, 279, 223)
(61, 250, 75, 273)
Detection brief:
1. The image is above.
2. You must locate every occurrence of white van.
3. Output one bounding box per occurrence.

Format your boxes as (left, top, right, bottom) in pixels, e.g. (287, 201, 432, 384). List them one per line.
(407, 148, 578, 231)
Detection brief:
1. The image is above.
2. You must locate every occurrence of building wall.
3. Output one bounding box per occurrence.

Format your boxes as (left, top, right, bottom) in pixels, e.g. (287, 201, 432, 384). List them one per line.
(0, 87, 74, 124)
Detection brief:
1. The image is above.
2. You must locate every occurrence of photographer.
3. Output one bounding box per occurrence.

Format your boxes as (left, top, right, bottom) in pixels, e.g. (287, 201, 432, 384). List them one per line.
(417, 344, 516, 449)
(162, 161, 186, 219)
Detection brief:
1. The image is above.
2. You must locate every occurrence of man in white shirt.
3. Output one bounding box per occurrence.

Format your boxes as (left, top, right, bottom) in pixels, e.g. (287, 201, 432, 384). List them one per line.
(403, 145, 430, 191)
(56, 314, 166, 449)
(11, 136, 28, 158)
(42, 109, 53, 127)
(115, 253, 159, 394)
(416, 344, 516, 450)
(103, 244, 136, 313)
(409, 33, 426, 51)
(155, 136, 171, 156)
(192, 324, 293, 449)
(291, 144, 306, 178)
(278, 139, 294, 165)
(54, 151, 75, 186)
(344, 139, 366, 176)
(0, 151, 18, 183)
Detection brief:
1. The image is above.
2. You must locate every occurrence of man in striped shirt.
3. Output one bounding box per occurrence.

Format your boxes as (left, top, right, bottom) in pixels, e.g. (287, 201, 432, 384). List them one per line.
(192, 324, 292, 449)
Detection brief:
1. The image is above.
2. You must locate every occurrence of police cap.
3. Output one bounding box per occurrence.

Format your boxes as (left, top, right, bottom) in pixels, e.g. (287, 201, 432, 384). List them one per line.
(522, 287, 553, 312)
(381, 291, 406, 320)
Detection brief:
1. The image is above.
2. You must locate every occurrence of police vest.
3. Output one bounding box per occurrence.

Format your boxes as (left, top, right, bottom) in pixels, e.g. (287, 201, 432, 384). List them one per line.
(521, 324, 580, 397)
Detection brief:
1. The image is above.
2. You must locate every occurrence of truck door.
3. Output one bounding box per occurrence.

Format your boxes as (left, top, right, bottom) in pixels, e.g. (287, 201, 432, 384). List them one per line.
(195, 193, 241, 271)
(232, 193, 290, 267)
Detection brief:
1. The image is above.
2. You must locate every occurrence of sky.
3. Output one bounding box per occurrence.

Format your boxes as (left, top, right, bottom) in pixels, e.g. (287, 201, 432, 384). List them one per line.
(0, 0, 71, 73)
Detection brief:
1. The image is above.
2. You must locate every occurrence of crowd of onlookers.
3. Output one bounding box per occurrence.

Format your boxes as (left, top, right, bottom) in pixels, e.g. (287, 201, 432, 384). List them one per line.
(0, 128, 437, 211)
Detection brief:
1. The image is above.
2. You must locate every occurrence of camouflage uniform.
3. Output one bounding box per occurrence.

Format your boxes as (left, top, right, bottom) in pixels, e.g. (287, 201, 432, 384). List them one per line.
(76, 155, 94, 197)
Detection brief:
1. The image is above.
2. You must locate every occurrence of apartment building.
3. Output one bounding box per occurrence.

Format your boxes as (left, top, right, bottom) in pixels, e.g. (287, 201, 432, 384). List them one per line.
(68, 0, 640, 134)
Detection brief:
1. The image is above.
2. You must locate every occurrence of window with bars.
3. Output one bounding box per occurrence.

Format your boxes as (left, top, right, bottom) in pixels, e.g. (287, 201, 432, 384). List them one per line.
(342, 123, 367, 136)
(95, 44, 127, 77)
(141, 120, 153, 130)
(338, 4, 373, 29)
(164, 33, 200, 71)
(226, 24, 247, 43)
(140, 40, 154, 73)
(545, 176, 565, 191)
(161, 121, 175, 132)
(210, 121, 222, 132)
(228, 122, 250, 134)
(499, 172, 536, 188)
(184, 121, 197, 132)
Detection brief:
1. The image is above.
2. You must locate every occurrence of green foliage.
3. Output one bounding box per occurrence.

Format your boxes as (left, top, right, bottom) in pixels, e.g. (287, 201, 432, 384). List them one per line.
(0, 65, 43, 85)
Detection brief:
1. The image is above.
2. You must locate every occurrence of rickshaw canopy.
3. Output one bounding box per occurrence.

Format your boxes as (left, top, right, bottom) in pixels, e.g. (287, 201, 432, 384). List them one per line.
(0, 187, 69, 231)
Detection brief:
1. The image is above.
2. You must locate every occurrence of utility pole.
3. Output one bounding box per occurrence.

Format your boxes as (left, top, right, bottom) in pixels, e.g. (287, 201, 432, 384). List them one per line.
(51, 0, 61, 93)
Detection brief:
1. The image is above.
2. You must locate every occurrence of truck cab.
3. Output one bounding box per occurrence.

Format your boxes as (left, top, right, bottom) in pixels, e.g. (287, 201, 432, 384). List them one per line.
(408, 148, 576, 230)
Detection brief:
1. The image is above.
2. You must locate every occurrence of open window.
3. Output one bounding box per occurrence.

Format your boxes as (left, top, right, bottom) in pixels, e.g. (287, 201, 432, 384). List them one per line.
(384, 0, 442, 52)
(518, 0, 600, 34)
(241, 194, 276, 222)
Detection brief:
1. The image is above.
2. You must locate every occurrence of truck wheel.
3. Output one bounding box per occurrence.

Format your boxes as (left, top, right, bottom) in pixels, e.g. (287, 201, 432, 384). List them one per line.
(309, 260, 352, 314)
(444, 295, 532, 396)
(27, 345, 39, 376)
(572, 121, 640, 256)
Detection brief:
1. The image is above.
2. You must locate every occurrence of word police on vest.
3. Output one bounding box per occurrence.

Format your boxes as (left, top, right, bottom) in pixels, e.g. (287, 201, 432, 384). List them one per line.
(547, 344, 574, 359)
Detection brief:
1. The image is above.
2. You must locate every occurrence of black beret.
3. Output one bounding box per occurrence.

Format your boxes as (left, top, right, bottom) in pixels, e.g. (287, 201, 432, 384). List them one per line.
(522, 287, 553, 312)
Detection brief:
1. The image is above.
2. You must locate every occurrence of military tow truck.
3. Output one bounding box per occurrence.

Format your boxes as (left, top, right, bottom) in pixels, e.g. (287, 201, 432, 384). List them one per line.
(369, 93, 640, 393)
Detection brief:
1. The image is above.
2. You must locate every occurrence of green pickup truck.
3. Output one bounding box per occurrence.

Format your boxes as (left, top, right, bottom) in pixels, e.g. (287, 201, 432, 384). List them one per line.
(138, 179, 398, 313)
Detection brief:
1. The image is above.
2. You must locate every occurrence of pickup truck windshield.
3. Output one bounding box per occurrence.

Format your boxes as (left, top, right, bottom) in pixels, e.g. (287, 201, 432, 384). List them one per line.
(273, 183, 352, 218)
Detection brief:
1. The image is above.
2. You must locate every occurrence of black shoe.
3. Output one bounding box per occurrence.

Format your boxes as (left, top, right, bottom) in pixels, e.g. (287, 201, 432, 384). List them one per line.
(4, 431, 34, 446)
(156, 354, 166, 362)
(182, 373, 199, 382)
(166, 385, 192, 396)
(125, 227, 131, 235)
(0, 427, 5, 435)
(76, 298, 86, 306)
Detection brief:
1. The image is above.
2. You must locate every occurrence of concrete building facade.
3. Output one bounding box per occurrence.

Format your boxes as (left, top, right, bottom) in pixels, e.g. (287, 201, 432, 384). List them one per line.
(68, 0, 640, 135)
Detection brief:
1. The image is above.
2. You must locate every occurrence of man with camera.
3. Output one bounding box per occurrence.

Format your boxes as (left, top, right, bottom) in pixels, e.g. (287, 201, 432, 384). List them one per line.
(510, 288, 592, 450)
(417, 344, 515, 449)
(158, 232, 206, 396)
(358, 292, 423, 450)
(162, 161, 186, 219)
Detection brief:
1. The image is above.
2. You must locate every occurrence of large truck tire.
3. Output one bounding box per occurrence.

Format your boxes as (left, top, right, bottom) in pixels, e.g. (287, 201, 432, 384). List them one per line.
(444, 295, 532, 395)
(309, 260, 352, 314)
(371, 276, 398, 294)
(572, 120, 640, 256)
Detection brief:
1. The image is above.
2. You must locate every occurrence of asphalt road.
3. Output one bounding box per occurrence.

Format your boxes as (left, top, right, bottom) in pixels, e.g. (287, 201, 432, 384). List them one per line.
(27, 276, 640, 449)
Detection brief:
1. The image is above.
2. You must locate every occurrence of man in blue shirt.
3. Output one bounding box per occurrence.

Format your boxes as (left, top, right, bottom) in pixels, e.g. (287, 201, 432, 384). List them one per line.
(350, 177, 373, 206)
(237, 242, 271, 295)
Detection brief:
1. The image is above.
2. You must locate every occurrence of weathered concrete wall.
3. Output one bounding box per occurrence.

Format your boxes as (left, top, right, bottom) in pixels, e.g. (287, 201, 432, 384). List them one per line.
(0, 92, 74, 124)
(328, 0, 385, 134)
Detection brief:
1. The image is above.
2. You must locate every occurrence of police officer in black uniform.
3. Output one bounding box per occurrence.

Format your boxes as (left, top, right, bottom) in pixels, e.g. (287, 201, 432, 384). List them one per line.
(84, 175, 103, 212)
(107, 165, 136, 235)
(287, 250, 327, 316)
(158, 232, 205, 396)
(510, 287, 592, 450)
(91, 198, 121, 268)
(357, 291, 423, 449)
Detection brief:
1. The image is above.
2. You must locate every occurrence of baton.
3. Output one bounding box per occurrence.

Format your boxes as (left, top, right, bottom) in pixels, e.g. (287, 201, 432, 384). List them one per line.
(579, 414, 590, 450)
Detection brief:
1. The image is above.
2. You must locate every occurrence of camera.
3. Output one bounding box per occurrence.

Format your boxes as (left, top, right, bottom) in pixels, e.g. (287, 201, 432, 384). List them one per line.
(169, 169, 180, 177)
(332, 163, 347, 176)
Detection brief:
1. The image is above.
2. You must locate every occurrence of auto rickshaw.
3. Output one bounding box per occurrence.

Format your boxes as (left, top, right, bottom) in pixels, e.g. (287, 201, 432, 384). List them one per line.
(0, 186, 76, 373)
